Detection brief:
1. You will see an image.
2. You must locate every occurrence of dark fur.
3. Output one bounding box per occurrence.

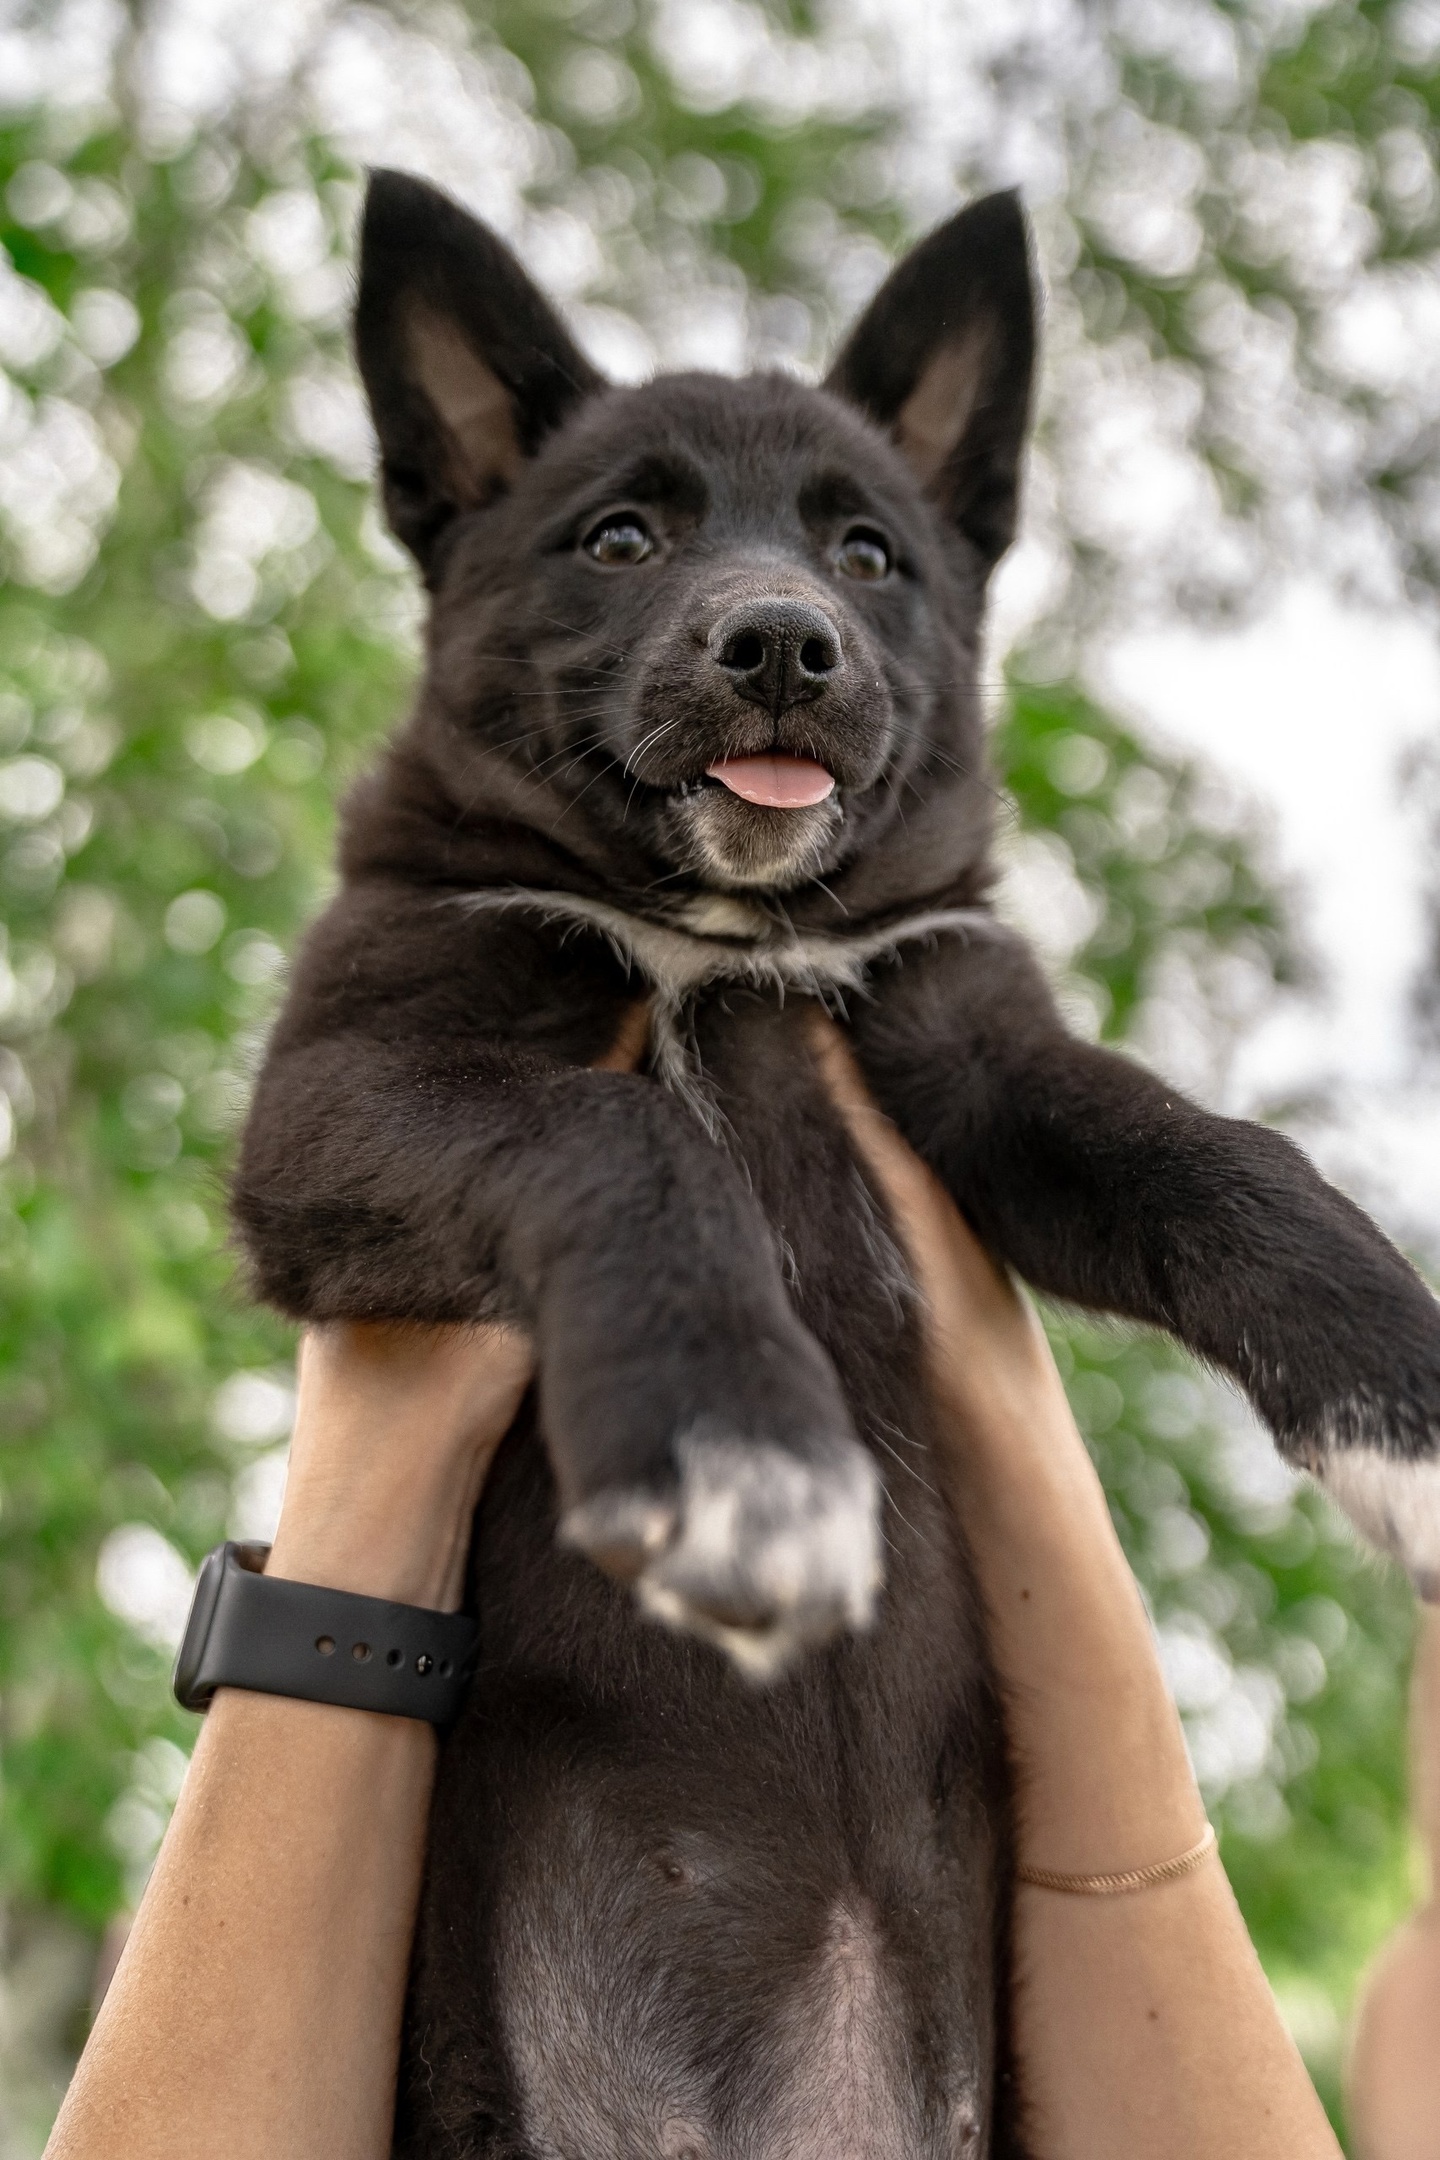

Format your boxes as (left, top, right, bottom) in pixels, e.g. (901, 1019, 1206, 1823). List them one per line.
(234, 173, 1440, 2157)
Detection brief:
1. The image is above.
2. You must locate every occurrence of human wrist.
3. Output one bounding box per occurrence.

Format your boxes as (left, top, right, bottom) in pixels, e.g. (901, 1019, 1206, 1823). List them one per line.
(265, 1461, 482, 1611)
(265, 1321, 532, 1611)
(995, 1540, 1207, 1873)
(265, 1383, 489, 1610)
(1009, 1643, 1206, 1878)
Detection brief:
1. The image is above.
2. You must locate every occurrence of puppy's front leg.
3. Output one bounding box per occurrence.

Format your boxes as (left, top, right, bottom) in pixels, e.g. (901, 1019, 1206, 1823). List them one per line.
(236, 1023, 879, 1676)
(849, 925, 1440, 1593)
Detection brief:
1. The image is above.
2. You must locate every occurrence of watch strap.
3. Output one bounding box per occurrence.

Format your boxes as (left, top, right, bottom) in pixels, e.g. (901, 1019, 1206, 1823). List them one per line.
(173, 1542, 478, 1726)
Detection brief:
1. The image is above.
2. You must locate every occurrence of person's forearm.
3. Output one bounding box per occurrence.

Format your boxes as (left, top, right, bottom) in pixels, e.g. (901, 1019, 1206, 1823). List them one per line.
(935, 1320, 1208, 1872)
(933, 1302, 1340, 2159)
(969, 1419, 1335, 2156)
(1346, 1602, 1440, 2160)
(810, 1017, 1339, 2159)
(49, 1692, 435, 2160)
(47, 1324, 530, 2160)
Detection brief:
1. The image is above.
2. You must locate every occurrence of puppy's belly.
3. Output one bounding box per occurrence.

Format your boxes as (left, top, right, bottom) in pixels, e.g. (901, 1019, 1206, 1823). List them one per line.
(767, 1901, 922, 2160)
(757, 1899, 983, 2160)
(494, 1774, 988, 2160)
(502, 1902, 980, 2160)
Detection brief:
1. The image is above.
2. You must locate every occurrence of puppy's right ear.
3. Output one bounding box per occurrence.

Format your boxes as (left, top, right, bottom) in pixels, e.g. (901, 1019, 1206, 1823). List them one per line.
(355, 171, 605, 575)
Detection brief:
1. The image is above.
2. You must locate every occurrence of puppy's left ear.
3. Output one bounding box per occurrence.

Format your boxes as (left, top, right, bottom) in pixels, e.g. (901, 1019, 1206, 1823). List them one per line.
(825, 191, 1035, 567)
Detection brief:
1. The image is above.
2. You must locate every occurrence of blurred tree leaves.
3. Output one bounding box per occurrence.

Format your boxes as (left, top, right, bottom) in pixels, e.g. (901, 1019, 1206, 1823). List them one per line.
(0, 0, 1431, 2147)
(0, 115, 406, 1939)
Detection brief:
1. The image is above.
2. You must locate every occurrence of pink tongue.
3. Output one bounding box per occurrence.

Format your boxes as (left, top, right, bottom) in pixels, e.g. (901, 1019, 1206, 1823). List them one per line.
(705, 755, 836, 809)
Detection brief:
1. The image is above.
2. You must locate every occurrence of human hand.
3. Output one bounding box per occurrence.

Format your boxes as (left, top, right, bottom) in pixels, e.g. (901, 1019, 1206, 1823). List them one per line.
(806, 1010, 1091, 1520)
(266, 1321, 534, 1612)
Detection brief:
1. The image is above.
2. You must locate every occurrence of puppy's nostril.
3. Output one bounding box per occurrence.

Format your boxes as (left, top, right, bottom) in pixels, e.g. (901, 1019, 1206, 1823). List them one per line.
(799, 635, 837, 676)
(722, 630, 766, 673)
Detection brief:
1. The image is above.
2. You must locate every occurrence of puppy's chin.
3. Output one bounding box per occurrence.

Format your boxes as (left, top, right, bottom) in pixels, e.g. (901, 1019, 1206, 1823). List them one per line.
(664, 790, 842, 893)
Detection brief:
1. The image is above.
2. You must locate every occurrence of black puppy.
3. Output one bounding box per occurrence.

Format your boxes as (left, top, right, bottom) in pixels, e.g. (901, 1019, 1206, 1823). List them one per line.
(235, 172, 1440, 2156)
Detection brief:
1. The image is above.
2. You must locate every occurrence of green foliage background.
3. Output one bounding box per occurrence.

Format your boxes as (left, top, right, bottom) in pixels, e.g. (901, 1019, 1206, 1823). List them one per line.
(0, 0, 1434, 2147)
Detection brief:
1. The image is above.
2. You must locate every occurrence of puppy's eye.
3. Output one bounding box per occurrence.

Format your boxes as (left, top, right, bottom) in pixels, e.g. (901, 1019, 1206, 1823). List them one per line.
(835, 526, 891, 581)
(583, 515, 654, 566)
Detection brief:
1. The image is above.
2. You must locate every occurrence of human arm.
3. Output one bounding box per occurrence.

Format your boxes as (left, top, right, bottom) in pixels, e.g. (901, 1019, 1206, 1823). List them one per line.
(44, 1320, 533, 2160)
(813, 1014, 1341, 2160)
(1345, 1601, 1440, 2160)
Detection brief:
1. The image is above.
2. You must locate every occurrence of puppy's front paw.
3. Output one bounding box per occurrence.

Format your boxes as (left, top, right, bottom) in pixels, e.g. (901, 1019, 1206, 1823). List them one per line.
(1277, 1360, 1440, 1595)
(1312, 1437, 1440, 1600)
(561, 1423, 882, 1681)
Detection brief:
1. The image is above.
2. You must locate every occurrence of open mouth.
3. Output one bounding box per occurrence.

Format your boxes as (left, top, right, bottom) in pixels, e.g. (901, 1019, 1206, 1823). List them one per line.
(662, 752, 843, 891)
(676, 754, 837, 810)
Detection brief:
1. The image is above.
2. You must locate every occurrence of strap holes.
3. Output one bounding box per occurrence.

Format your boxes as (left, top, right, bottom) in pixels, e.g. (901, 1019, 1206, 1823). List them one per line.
(351, 1641, 371, 1662)
(438, 1658, 453, 1678)
(315, 1635, 335, 1656)
(385, 1648, 404, 1668)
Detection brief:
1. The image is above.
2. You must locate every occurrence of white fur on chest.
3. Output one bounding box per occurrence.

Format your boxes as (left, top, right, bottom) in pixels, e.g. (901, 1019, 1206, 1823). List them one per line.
(451, 884, 995, 1130)
(452, 884, 994, 1000)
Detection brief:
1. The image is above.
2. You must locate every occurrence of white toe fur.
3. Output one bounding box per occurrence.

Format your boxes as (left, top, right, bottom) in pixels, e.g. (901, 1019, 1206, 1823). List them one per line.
(1315, 1447, 1440, 1597)
(559, 1488, 676, 1577)
(637, 1431, 883, 1682)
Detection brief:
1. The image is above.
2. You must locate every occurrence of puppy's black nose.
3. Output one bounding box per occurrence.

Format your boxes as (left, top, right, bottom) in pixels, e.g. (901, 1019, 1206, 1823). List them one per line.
(708, 600, 843, 714)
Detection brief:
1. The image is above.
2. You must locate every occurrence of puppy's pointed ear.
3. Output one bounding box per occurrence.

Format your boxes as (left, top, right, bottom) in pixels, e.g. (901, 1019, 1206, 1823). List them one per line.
(354, 170, 605, 573)
(825, 192, 1035, 568)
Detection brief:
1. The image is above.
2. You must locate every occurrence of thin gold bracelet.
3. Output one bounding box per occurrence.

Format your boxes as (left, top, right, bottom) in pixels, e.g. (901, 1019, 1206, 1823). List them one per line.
(1016, 1822, 1216, 1896)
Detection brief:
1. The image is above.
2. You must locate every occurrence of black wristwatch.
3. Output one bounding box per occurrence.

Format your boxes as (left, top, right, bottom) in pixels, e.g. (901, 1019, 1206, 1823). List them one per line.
(173, 1542, 478, 1726)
